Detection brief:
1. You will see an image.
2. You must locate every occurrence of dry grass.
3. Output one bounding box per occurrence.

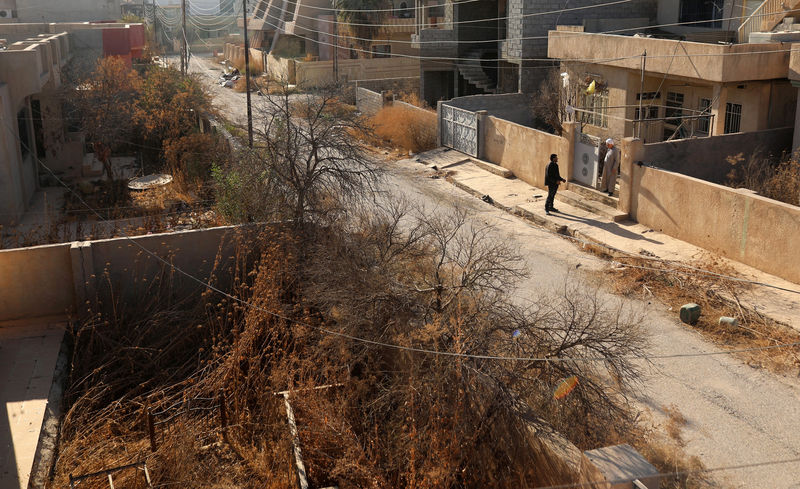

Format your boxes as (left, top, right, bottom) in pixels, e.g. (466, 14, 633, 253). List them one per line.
(606, 255, 800, 374)
(370, 103, 437, 154)
(727, 152, 800, 206)
(632, 407, 710, 489)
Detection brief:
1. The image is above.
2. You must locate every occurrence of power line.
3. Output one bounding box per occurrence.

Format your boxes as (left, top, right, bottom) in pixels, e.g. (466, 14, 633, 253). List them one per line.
(3, 116, 799, 365)
(254, 14, 800, 63)
(530, 456, 800, 489)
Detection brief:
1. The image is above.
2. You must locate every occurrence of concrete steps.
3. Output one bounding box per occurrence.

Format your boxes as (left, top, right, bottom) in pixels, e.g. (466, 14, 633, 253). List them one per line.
(566, 182, 619, 208)
(554, 189, 628, 222)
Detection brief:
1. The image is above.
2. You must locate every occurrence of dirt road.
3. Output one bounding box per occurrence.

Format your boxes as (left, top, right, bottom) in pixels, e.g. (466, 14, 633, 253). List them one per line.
(193, 53, 800, 489)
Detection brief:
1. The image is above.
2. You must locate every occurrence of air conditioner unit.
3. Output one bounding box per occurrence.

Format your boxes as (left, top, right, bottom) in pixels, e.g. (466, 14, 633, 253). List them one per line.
(0, 9, 14, 19)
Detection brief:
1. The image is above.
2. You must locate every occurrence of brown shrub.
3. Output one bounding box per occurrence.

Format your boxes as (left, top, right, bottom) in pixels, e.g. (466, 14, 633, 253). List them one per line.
(370, 103, 437, 153)
(726, 152, 800, 206)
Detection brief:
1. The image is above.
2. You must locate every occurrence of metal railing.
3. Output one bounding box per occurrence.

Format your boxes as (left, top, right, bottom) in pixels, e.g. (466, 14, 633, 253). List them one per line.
(738, 0, 795, 42)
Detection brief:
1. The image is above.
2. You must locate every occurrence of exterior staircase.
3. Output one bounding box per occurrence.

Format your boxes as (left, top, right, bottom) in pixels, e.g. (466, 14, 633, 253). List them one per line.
(558, 182, 628, 222)
(738, 0, 800, 42)
(456, 48, 498, 94)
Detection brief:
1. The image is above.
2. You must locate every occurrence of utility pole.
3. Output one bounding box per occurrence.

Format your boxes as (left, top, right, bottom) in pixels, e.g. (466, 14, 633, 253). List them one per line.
(332, 8, 338, 82)
(152, 0, 158, 51)
(181, 0, 187, 75)
(243, 0, 253, 148)
(637, 50, 646, 139)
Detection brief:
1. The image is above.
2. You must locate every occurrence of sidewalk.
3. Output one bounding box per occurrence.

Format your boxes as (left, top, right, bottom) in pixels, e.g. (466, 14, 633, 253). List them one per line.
(0, 316, 67, 489)
(409, 148, 800, 329)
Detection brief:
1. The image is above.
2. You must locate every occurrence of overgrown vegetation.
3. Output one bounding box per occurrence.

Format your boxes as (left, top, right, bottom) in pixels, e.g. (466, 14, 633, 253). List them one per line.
(53, 196, 654, 488)
(608, 254, 800, 374)
(214, 84, 379, 224)
(726, 152, 800, 206)
(369, 95, 437, 154)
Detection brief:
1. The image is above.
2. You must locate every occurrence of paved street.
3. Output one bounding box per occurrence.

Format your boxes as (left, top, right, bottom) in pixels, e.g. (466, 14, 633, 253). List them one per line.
(192, 54, 800, 489)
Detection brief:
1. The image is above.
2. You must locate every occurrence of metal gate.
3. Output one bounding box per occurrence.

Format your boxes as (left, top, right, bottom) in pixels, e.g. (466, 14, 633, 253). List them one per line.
(572, 132, 599, 187)
(440, 104, 478, 157)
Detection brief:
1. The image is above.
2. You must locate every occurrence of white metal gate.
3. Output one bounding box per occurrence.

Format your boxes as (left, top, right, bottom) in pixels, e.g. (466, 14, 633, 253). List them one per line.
(440, 104, 478, 157)
(573, 133, 599, 187)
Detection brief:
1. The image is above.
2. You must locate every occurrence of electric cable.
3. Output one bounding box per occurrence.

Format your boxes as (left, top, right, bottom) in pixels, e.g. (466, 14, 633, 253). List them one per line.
(3, 116, 800, 364)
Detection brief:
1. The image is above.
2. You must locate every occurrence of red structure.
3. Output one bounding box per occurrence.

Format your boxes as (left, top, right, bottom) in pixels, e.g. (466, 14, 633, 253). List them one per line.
(101, 23, 146, 66)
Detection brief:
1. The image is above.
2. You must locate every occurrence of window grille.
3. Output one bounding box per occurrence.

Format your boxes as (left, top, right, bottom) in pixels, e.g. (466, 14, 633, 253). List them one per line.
(724, 103, 742, 133)
(665, 92, 684, 125)
(578, 90, 609, 128)
(697, 98, 711, 134)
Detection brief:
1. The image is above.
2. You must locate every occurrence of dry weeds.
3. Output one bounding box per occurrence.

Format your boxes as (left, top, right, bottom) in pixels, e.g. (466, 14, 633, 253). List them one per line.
(370, 103, 437, 154)
(606, 254, 800, 374)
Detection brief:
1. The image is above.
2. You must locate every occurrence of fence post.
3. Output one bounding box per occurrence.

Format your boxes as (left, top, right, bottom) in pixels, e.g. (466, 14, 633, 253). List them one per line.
(147, 408, 157, 452)
(218, 389, 228, 442)
(475, 110, 488, 160)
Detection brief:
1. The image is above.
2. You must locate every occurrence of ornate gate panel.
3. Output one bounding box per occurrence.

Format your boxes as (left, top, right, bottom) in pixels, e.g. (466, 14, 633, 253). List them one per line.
(440, 104, 478, 157)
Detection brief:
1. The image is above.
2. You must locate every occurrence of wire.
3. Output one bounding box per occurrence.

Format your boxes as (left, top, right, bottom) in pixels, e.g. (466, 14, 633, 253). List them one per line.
(531, 456, 800, 489)
(263, 0, 635, 30)
(3, 116, 800, 364)
(254, 14, 800, 63)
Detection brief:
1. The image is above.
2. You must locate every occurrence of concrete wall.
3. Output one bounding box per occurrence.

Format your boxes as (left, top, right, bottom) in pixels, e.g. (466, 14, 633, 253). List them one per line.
(549, 31, 790, 83)
(354, 76, 420, 96)
(446, 93, 535, 126)
(620, 147, 800, 284)
(356, 87, 386, 116)
(641, 127, 793, 184)
(295, 57, 419, 88)
(483, 116, 575, 188)
(0, 226, 242, 322)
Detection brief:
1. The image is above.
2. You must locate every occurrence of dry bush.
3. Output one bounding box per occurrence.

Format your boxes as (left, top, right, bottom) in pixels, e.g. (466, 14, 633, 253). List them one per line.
(607, 255, 800, 373)
(727, 152, 800, 206)
(370, 103, 437, 153)
(233, 77, 258, 93)
(53, 202, 651, 489)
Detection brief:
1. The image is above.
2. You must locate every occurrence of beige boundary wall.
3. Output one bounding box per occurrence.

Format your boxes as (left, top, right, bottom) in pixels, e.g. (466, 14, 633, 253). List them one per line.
(618, 140, 800, 284)
(0, 226, 241, 322)
(482, 117, 576, 189)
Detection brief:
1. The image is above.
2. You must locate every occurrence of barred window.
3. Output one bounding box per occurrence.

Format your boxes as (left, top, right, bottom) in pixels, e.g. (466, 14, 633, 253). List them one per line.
(578, 90, 609, 128)
(635, 105, 658, 121)
(724, 103, 742, 133)
(665, 92, 684, 125)
(697, 98, 712, 134)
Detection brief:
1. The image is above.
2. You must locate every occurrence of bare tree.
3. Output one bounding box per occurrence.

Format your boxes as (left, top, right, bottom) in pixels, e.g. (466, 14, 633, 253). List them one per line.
(245, 84, 381, 225)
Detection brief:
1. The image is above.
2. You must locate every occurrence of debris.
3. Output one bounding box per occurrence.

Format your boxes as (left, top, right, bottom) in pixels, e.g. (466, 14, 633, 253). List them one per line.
(431, 165, 439, 171)
(481, 194, 493, 204)
(128, 174, 173, 190)
(719, 316, 738, 327)
(679, 303, 701, 325)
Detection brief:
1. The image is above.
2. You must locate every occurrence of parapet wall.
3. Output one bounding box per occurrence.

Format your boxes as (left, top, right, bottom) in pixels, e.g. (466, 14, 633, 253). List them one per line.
(0, 226, 242, 322)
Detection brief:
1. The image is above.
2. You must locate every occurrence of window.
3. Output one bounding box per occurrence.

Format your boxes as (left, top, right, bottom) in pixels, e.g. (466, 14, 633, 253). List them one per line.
(665, 92, 684, 125)
(724, 103, 742, 133)
(636, 91, 661, 101)
(17, 108, 31, 160)
(372, 44, 391, 58)
(635, 105, 659, 121)
(697, 98, 712, 134)
(679, 0, 722, 28)
(578, 90, 609, 128)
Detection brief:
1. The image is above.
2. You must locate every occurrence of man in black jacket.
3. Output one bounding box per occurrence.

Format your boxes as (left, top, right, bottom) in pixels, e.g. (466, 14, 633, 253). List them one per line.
(545, 153, 566, 215)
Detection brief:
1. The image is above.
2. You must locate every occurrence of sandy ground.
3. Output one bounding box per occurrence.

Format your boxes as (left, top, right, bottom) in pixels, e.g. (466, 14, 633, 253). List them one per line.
(193, 53, 800, 489)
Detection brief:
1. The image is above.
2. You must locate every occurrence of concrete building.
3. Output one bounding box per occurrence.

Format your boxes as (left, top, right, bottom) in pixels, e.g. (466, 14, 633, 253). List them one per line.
(0, 22, 145, 225)
(244, 0, 438, 59)
(13, 0, 123, 23)
(415, 0, 660, 105)
(547, 30, 796, 143)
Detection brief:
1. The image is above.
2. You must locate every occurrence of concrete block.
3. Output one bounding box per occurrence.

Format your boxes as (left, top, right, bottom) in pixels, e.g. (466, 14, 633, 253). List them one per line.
(680, 303, 701, 325)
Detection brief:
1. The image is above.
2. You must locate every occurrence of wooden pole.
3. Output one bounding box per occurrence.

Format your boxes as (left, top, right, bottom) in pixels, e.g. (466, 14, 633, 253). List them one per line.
(218, 389, 229, 441)
(181, 0, 187, 75)
(147, 409, 157, 452)
(243, 0, 254, 148)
